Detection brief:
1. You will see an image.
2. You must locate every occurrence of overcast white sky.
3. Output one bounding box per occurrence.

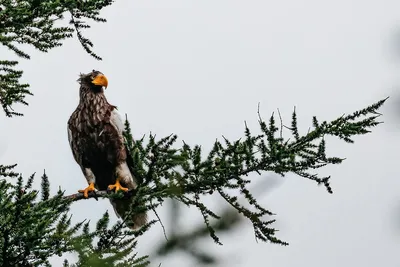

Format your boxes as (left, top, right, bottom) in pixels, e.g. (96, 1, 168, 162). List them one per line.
(1, 0, 400, 266)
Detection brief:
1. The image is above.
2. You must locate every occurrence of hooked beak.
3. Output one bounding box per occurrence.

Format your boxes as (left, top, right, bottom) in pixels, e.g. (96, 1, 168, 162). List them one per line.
(91, 74, 108, 89)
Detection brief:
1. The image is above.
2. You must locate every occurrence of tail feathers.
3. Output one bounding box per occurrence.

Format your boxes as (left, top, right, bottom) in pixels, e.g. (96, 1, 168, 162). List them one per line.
(110, 199, 147, 230)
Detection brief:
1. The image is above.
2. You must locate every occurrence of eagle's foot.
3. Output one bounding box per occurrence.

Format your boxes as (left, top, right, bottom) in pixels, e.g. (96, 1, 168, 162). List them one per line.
(108, 179, 129, 193)
(78, 182, 96, 198)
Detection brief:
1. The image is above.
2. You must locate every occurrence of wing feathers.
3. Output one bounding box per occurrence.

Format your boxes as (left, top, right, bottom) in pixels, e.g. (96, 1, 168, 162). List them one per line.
(110, 109, 125, 135)
(67, 125, 81, 164)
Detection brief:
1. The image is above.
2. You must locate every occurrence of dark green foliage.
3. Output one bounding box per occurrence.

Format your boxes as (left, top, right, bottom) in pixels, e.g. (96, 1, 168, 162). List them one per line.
(0, 166, 150, 266)
(0, 60, 31, 117)
(0, 164, 19, 177)
(155, 199, 242, 265)
(63, 211, 152, 267)
(123, 97, 387, 246)
(0, 99, 387, 265)
(0, 0, 113, 116)
(154, 177, 281, 265)
(0, 169, 76, 266)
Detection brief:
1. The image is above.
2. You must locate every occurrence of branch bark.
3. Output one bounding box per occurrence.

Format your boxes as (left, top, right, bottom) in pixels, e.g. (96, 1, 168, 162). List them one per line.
(63, 189, 137, 201)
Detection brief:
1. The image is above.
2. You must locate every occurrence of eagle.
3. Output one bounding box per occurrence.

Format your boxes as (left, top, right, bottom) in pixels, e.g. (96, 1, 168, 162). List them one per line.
(67, 70, 147, 229)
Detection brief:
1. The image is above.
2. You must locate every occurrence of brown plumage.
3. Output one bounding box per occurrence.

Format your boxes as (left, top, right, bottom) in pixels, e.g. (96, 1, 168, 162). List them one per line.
(67, 70, 147, 229)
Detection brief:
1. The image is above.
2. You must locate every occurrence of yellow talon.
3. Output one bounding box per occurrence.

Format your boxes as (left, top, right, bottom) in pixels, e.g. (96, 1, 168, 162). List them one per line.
(78, 182, 96, 198)
(108, 179, 129, 192)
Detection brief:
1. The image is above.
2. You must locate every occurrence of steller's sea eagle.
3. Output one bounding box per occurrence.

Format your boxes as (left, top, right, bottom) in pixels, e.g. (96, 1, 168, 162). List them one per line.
(67, 70, 147, 229)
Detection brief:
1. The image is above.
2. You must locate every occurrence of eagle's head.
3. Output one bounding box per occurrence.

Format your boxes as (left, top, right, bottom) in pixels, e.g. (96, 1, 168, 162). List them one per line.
(78, 70, 108, 92)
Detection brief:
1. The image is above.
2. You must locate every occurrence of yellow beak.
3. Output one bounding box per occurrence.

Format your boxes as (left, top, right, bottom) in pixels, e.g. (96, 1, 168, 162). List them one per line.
(91, 74, 108, 88)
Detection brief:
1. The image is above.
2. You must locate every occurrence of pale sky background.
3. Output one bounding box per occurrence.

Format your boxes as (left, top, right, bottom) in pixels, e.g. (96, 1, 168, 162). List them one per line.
(1, 0, 399, 266)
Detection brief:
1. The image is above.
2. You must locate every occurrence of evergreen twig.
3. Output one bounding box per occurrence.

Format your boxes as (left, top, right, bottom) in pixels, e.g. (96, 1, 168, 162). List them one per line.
(0, 0, 113, 116)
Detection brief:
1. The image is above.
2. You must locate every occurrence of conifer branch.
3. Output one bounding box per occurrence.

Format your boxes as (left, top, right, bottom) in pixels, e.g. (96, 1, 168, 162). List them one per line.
(63, 189, 138, 201)
(0, 97, 388, 265)
(0, 0, 114, 117)
(117, 97, 388, 246)
(0, 167, 150, 266)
